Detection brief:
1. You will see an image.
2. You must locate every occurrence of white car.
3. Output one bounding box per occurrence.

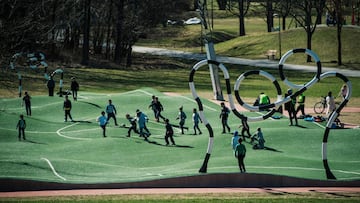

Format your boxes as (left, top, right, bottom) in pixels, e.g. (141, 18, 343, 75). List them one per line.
(184, 17, 201, 25)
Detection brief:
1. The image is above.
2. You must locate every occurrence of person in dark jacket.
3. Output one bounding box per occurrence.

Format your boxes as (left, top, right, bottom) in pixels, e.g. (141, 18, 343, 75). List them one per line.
(47, 76, 55, 96)
(63, 95, 73, 122)
(70, 77, 79, 101)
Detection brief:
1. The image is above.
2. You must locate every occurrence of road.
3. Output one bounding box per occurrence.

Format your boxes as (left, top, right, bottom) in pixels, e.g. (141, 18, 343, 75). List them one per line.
(133, 46, 360, 77)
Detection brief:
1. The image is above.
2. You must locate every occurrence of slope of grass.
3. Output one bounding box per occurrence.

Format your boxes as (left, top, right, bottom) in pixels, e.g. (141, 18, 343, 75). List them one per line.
(138, 17, 360, 69)
(0, 88, 359, 184)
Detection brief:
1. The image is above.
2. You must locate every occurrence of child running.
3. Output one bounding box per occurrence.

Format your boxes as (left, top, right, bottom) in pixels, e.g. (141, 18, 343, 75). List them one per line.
(125, 113, 138, 137)
(96, 111, 108, 137)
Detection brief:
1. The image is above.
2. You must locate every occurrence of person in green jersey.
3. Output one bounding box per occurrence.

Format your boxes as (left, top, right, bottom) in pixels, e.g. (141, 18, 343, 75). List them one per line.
(234, 138, 246, 173)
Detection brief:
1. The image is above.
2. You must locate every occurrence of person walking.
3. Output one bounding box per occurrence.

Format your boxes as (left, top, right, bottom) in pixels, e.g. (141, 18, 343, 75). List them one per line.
(219, 102, 231, 134)
(296, 93, 306, 117)
(96, 111, 108, 137)
(63, 95, 73, 122)
(326, 91, 336, 117)
(70, 77, 79, 101)
(231, 131, 240, 151)
(192, 108, 202, 135)
(239, 117, 251, 141)
(47, 76, 55, 96)
(284, 89, 298, 126)
(22, 91, 31, 116)
(125, 113, 138, 137)
(106, 99, 118, 126)
(176, 106, 187, 134)
(16, 114, 26, 141)
(136, 109, 151, 140)
(234, 138, 246, 173)
(164, 118, 176, 146)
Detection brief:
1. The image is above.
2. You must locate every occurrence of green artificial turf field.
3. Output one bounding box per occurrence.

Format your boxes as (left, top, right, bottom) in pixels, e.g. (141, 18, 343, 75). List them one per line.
(0, 88, 359, 184)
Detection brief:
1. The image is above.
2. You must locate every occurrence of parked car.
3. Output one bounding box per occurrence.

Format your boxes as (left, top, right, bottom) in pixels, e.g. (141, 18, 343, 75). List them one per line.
(184, 17, 201, 25)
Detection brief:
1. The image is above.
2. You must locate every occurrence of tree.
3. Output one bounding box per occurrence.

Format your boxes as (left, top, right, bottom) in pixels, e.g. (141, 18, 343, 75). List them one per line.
(227, 0, 251, 36)
(81, 0, 91, 65)
(217, 0, 227, 10)
(290, 0, 326, 62)
(331, 0, 344, 65)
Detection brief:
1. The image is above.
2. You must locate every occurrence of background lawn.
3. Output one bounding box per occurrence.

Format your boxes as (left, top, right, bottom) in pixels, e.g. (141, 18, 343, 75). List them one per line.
(0, 88, 359, 184)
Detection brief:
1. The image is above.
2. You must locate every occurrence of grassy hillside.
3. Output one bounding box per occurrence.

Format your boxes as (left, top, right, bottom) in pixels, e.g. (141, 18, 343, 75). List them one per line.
(138, 17, 360, 69)
(1, 88, 359, 184)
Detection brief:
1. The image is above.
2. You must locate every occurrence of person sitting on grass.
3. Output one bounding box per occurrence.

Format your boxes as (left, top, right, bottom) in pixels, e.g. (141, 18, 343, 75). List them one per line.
(251, 127, 265, 149)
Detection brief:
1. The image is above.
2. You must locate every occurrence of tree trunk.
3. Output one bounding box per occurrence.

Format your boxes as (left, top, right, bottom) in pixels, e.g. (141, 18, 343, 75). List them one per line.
(238, 0, 245, 36)
(217, 0, 227, 10)
(81, 0, 91, 65)
(105, 0, 113, 60)
(266, 0, 273, 32)
(306, 26, 312, 62)
(114, 0, 125, 64)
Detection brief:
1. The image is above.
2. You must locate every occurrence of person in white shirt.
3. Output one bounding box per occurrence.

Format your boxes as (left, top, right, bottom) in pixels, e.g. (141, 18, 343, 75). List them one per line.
(326, 91, 336, 117)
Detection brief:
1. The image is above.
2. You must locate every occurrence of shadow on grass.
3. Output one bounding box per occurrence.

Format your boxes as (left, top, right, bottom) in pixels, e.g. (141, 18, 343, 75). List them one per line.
(78, 101, 102, 108)
(24, 139, 47, 145)
(147, 140, 193, 148)
(72, 120, 92, 123)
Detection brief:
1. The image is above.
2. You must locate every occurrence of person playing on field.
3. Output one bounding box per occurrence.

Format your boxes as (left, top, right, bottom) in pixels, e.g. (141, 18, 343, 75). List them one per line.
(234, 138, 246, 173)
(231, 131, 240, 151)
(16, 114, 26, 141)
(136, 109, 151, 140)
(125, 113, 138, 137)
(148, 95, 157, 120)
(164, 118, 176, 146)
(192, 108, 202, 135)
(239, 117, 251, 141)
(63, 95, 73, 122)
(219, 102, 231, 134)
(70, 77, 79, 101)
(106, 99, 118, 126)
(176, 106, 187, 134)
(251, 127, 265, 149)
(22, 91, 31, 116)
(154, 97, 166, 122)
(96, 111, 108, 137)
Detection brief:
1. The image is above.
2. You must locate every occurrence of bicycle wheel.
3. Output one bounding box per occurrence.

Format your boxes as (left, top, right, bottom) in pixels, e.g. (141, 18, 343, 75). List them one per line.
(314, 102, 325, 114)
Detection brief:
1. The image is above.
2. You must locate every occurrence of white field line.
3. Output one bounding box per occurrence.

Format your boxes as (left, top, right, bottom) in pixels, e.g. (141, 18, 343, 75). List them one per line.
(312, 121, 326, 129)
(41, 158, 66, 181)
(56, 118, 93, 141)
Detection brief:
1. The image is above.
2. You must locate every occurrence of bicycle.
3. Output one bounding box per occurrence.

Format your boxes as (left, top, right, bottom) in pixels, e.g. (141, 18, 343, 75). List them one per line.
(313, 96, 327, 114)
(313, 96, 339, 114)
